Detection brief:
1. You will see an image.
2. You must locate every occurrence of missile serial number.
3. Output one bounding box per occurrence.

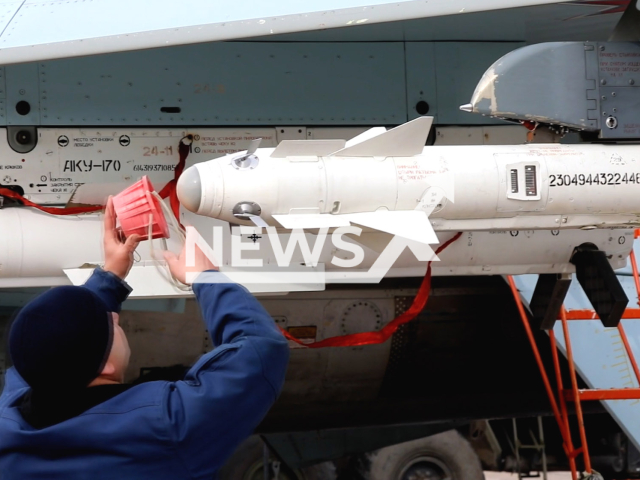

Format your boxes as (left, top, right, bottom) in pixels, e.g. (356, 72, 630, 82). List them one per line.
(549, 173, 640, 187)
(133, 164, 176, 172)
(63, 160, 121, 173)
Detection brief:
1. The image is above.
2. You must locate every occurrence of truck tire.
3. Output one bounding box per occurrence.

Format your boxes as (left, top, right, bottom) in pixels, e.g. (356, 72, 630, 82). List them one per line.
(219, 436, 336, 480)
(358, 430, 485, 480)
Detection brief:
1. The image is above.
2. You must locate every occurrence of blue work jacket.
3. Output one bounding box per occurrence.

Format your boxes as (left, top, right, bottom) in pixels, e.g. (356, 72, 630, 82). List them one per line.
(0, 269, 290, 479)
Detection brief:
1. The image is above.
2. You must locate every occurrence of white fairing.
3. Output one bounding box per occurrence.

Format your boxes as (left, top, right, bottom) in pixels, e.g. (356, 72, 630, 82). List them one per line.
(0, 209, 103, 286)
(0, 208, 184, 291)
(215, 228, 632, 278)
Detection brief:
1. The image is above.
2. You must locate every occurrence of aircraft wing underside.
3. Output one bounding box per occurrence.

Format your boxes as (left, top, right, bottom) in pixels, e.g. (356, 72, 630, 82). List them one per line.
(0, 0, 625, 65)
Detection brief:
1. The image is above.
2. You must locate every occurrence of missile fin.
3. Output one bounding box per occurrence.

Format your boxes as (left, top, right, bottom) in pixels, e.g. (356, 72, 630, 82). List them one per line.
(329, 117, 433, 157)
(344, 127, 387, 148)
(274, 211, 437, 245)
(342, 210, 438, 245)
(249, 215, 269, 228)
(246, 138, 262, 155)
(271, 139, 346, 158)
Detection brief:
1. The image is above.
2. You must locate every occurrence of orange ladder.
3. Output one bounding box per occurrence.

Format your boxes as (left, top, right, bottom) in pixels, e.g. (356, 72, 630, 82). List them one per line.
(507, 230, 640, 480)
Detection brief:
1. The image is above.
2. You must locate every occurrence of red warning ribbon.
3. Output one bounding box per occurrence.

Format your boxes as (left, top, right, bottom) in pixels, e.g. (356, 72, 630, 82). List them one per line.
(158, 139, 190, 222)
(281, 232, 463, 348)
(0, 187, 104, 215)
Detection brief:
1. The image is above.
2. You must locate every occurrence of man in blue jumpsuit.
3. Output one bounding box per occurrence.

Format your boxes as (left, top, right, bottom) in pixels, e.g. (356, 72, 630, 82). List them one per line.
(0, 198, 290, 479)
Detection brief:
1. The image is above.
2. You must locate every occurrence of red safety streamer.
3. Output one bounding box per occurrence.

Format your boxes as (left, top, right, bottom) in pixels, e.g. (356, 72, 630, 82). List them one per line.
(158, 139, 190, 222)
(281, 232, 462, 348)
(0, 187, 104, 215)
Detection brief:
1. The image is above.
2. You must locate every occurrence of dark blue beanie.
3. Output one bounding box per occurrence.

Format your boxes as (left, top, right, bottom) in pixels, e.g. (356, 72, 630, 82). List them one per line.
(9, 286, 113, 390)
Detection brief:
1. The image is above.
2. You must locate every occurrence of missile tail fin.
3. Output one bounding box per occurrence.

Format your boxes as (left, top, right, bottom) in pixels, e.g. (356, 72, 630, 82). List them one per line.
(344, 127, 387, 147)
(330, 117, 433, 157)
(344, 211, 437, 245)
(273, 210, 437, 245)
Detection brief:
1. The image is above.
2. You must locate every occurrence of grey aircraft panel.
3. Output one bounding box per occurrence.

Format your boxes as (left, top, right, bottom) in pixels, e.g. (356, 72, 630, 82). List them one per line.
(0, 0, 596, 65)
(31, 42, 407, 126)
(0, 40, 529, 127)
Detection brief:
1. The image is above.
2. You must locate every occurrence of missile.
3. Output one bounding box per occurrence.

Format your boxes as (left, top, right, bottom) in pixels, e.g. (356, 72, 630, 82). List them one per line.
(177, 117, 640, 237)
(0, 208, 104, 287)
(0, 207, 186, 295)
(1, 204, 629, 291)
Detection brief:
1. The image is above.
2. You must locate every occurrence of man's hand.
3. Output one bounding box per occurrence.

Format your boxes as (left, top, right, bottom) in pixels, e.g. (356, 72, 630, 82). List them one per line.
(103, 196, 141, 280)
(163, 230, 217, 285)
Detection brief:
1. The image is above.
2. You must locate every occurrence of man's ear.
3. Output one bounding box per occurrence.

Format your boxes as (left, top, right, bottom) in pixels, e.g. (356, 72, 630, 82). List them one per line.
(100, 361, 116, 377)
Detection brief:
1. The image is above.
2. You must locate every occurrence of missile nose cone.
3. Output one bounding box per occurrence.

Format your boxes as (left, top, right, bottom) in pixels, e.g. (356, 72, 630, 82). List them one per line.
(177, 165, 202, 213)
(459, 103, 473, 113)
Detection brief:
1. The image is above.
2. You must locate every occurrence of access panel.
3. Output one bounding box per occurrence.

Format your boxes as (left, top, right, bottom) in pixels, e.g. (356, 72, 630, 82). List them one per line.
(34, 42, 407, 126)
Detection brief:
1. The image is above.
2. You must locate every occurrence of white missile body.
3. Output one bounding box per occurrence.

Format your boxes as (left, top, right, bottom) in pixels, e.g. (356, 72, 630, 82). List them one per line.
(0, 209, 104, 287)
(178, 118, 640, 232)
(0, 208, 186, 295)
(176, 117, 639, 279)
